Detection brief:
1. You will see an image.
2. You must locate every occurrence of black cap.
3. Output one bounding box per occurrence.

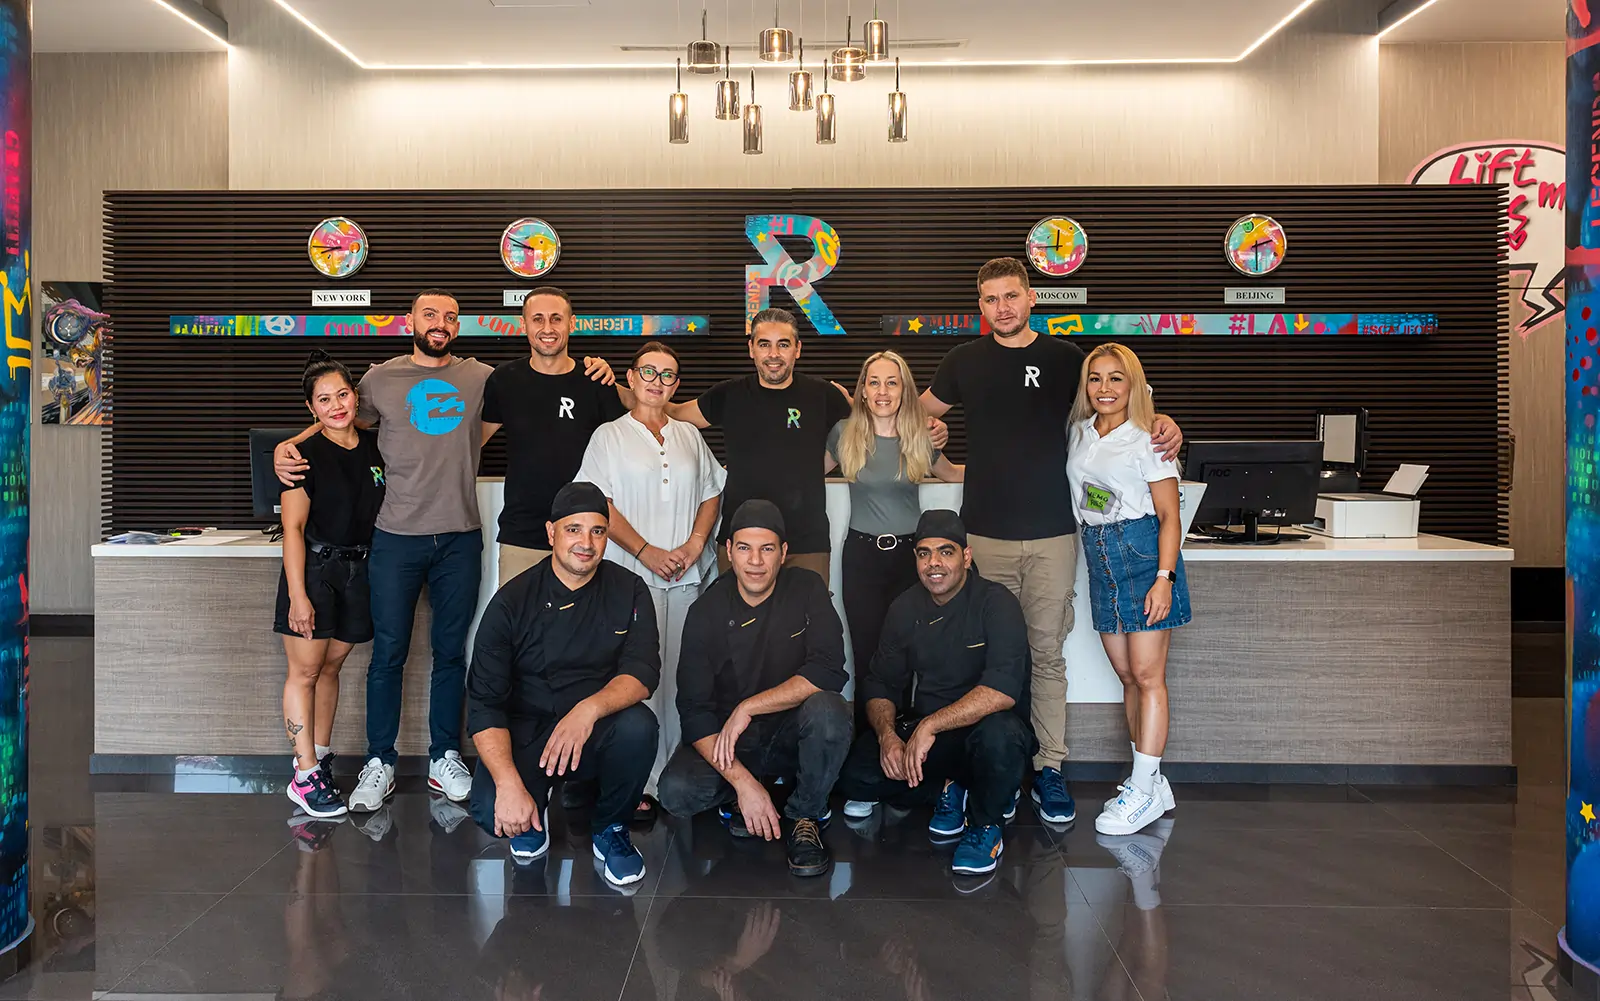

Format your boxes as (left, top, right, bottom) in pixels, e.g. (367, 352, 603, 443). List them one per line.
(727, 499, 786, 544)
(912, 509, 967, 548)
(549, 481, 609, 522)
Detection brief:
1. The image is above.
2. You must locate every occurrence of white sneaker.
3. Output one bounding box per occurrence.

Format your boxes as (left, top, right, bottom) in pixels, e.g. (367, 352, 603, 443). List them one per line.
(1094, 783, 1162, 836)
(842, 799, 877, 819)
(428, 750, 472, 802)
(1105, 775, 1176, 813)
(348, 757, 395, 813)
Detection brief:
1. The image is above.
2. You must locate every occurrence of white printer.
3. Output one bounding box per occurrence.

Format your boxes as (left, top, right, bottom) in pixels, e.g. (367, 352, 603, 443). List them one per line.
(1309, 464, 1428, 539)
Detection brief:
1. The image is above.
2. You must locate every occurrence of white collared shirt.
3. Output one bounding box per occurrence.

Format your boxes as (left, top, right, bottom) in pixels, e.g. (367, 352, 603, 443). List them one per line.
(577, 413, 727, 588)
(1066, 416, 1179, 526)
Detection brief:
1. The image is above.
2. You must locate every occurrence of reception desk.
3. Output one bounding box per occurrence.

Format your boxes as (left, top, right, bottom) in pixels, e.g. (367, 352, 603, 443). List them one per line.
(92, 478, 1513, 782)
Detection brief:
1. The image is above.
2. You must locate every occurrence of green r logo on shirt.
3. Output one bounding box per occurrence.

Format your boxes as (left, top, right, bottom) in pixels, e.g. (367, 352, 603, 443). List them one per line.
(371, 466, 385, 486)
(787, 408, 801, 429)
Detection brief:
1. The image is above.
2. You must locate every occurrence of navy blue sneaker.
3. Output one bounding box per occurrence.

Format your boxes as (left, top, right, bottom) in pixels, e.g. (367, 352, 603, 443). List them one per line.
(929, 781, 968, 838)
(1003, 790, 1020, 823)
(1030, 767, 1076, 825)
(593, 823, 647, 885)
(718, 805, 754, 838)
(951, 823, 1005, 874)
(509, 824, 549, 863)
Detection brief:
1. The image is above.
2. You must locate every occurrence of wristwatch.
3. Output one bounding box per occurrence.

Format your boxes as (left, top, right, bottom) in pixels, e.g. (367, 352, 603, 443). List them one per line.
(1155, 569, 1177, 583)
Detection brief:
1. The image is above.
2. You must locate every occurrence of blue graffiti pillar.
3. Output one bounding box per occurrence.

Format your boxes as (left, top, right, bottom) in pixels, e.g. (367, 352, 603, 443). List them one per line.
(1567, 1, 1600, 992)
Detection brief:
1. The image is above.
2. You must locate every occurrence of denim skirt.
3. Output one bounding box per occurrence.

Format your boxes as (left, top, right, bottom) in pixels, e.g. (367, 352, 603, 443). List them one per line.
(1081, 515, 1192, 634)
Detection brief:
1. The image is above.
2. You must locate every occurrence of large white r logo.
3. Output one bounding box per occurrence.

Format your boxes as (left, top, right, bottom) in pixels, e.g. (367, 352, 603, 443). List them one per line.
(558, 397, 575, 419)
(1024, 365, 1040, 388)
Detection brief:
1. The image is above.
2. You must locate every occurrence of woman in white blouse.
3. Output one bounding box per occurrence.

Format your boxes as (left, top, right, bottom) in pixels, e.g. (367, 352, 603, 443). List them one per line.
(577, 341, 725, 818)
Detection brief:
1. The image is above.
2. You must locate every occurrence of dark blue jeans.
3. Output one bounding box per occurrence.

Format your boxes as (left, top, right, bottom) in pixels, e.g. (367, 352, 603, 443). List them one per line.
(366, 528, 483, 765)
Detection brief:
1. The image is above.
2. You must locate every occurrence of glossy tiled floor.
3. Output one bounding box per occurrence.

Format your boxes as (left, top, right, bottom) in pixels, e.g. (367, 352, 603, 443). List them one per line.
(4, 637, 1578, 999)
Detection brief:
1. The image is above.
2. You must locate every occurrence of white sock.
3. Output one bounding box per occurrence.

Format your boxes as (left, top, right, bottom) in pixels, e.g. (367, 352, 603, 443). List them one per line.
(1131, 751, 1160, 796)
(315, 744, 332, 761)
(294, 765, 318, 783)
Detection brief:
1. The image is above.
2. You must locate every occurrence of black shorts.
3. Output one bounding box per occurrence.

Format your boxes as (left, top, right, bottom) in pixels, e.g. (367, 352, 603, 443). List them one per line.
(274, 551, 373, 644)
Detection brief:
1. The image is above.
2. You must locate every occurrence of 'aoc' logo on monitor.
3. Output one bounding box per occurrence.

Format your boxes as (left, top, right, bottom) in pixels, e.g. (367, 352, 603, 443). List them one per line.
(405, 378, 466, 436)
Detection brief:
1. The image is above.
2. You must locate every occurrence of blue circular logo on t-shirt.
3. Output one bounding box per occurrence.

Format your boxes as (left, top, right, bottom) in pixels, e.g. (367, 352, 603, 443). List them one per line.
(405, 378, 467, 436)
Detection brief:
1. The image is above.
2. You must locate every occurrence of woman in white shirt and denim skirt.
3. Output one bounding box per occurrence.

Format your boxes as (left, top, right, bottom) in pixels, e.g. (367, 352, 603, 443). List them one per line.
(1065, 342, 1191, 837)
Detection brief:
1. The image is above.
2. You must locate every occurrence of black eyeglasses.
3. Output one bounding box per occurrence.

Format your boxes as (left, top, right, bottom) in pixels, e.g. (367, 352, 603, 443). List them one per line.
(634, 365, 679, 386)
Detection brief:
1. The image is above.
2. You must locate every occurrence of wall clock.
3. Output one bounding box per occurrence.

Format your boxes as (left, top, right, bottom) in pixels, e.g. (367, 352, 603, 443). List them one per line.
(1024, 216, 1088, 277)
(306, 217, 368, 279)
(500, 217, 562, 278)
(1225, 214, 1287, 276)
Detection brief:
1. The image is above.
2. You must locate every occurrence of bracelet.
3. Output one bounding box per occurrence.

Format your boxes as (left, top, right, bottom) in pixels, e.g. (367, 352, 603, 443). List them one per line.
(636, 540, 649, 559)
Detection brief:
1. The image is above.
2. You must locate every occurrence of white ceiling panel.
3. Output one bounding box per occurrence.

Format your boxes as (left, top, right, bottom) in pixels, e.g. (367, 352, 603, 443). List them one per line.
(36, 0, 227, 52)
(1382, 0, 1565, 43)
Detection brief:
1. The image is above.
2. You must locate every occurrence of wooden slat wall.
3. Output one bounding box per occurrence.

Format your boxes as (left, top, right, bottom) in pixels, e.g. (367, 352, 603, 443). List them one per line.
(104, 186, 1508, 543)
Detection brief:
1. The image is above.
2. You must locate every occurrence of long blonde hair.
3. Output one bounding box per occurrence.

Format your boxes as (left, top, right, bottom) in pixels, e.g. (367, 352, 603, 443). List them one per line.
(837, 350, 934, 483)
(1070, 342, 1156, 432)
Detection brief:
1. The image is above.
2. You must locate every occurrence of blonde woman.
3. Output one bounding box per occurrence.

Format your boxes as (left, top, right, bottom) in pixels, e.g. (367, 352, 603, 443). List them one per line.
(824, 352, 963, 809)
(1066, 343, 1190, 838)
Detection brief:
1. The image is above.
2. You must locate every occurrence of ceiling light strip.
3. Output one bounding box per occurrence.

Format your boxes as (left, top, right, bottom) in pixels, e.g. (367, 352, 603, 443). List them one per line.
(148, 0, 231, 50)
(1375, 0, 1442, 39)
(269, 0, 1325, 71)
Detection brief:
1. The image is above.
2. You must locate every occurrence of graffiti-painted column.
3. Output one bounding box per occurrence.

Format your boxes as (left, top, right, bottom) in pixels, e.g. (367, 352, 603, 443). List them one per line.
(1566, 1, 1600, 991)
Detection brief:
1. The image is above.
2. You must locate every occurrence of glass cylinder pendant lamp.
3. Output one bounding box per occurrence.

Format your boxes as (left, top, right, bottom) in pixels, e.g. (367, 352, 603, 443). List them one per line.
(887, 57, 907, 142)
(759, 1, 795, 61)
(669, 59, 689, 143)
(715, 46, 740, 120)
(864, 3, 889, 61)
(831, 15, 866, 81)
(789, 38, 814, 110)
(687, 8, 721, 74)
(816, 59, 837, 143)
(743, 72, 763, 154)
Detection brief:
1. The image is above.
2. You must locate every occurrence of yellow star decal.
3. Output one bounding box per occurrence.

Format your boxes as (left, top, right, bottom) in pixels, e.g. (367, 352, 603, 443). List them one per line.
(687, 321, 698, 331)
(907, 317, 924, 332)
(1584, 802, 1596, 824)
(756, 232, 767, 242)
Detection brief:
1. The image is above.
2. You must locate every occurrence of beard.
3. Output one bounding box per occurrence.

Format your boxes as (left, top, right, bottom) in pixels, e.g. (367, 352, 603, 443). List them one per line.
(758, 362, 792, 385)
(414, 328, 453, 358)
(989, 316, 1029, 337)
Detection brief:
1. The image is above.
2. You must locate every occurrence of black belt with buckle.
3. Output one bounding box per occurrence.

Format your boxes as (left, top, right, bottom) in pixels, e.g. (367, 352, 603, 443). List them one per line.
(308, 541, 370, 561)
(849, 529, 915, 552)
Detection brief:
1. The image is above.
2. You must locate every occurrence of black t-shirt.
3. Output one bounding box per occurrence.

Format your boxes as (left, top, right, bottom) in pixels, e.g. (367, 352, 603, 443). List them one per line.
(279, 429, 385, 547)
(483, 360, 627, 548)
(930, 334, 1086, 540)
(697, 372, 852, 554)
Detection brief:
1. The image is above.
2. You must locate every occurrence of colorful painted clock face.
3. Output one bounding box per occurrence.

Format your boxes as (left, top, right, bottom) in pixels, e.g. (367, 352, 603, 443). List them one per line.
(1025, 216, 1089, 277)
(1225, 214, 1287, 276)
(307, 217, 368, 279)
(501, 218, 562, 278)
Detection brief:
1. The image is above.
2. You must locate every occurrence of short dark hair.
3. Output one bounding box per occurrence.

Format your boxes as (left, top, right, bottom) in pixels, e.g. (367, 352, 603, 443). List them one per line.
(750, 307, 800, 339)
(976, 257, 1030, 291)
(631, 340, 679, 369)
(301, 349, 354, 402)
(410, 287, 459, 314)
(522, 286, 572, 313)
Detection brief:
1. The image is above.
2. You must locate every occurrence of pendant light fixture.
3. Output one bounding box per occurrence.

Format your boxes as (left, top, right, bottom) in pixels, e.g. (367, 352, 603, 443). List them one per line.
(715, 45, 740, 120)
(687, 8, 721, 74)
(886, 56, 906, 142)
(816, 58, 837, 143)
(789, 38, 814, 110)
(831, 14, 865, 81)
(864, 2, 889, 61)
(743, 72, 763, 154)
(759, 1, 795, 61)
(669, 59, 690, 144)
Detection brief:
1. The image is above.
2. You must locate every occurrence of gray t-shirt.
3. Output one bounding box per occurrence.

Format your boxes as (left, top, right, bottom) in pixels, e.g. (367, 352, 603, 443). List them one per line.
(826, 420, 940, 537)
(358, 354, 493, 536)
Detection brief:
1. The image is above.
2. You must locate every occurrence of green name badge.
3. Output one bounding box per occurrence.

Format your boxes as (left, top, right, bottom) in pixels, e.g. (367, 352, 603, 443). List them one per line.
(1085, 483, 1113, 513)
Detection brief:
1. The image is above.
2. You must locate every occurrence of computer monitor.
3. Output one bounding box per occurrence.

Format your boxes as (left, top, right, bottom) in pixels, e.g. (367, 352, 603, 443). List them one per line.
(1186, 440, 1324, 545)
(249, 428, 305, 519)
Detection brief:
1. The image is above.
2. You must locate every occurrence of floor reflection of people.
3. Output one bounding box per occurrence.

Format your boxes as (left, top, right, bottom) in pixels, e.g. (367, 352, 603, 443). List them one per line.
(479, 863, 644, 1001)
(282, 819, 349, 1001)
(1097, 817, 1174, 1001)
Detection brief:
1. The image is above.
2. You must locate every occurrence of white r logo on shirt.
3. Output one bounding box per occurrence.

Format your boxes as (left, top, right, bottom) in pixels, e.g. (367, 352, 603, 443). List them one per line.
(1024, 365, 1040, 388)
(558, 397, 575, 420)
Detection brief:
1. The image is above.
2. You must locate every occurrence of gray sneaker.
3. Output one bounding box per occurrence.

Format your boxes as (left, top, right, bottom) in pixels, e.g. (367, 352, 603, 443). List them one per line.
(348, 757, 395, 813)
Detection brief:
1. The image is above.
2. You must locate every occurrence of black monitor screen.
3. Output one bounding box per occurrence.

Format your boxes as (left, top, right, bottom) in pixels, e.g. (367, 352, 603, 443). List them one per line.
(248, 429, 305, 519)
(1187, 440, 1324, 529)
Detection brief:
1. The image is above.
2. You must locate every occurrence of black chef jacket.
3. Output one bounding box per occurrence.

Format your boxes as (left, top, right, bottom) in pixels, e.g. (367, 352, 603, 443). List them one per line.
(676, 567, 847, 745)
(466, 559, 660, 741)
(860, 571, 1031, 725)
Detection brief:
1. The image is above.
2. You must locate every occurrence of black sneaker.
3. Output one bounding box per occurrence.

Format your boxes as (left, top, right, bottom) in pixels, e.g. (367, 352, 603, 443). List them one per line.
(317, 751, 336, 787)
(718, 805, 755, 838)
(287, 768, 348, 819)
(786, 818, 831, 877)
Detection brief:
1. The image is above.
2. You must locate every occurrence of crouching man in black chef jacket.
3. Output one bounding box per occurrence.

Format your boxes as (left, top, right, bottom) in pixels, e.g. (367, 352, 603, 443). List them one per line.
(657, 499, 853, 878)
(466, 481, 661, 888)
(836, 509, 1037, 881)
